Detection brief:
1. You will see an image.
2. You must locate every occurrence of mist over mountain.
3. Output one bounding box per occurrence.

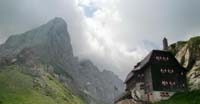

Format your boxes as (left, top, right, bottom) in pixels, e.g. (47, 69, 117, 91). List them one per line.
(0, 17, 124, 104)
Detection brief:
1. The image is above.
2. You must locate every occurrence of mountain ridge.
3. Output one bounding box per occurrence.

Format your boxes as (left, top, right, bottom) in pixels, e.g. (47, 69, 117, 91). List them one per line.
(0, 17, 124, 104)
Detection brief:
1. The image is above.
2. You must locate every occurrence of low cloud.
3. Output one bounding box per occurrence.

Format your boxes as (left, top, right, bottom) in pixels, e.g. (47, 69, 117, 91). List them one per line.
(0, 0, 200, 79)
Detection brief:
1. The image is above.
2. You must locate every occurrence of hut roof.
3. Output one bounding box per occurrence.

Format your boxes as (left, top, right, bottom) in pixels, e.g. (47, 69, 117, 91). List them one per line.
(124, 50, 185, 83)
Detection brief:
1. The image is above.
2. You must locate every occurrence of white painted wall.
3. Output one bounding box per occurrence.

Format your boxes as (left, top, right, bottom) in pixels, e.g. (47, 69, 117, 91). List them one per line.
(130, 82, 146, 101)
(147, 91, 175, 102)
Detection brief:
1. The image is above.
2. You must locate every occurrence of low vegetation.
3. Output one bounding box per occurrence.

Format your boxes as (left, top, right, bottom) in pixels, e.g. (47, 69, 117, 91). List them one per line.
(0, 65, 86, 104)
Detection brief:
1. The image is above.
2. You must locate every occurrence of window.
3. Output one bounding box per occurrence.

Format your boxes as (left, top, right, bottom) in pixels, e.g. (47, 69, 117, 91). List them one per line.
(155, 56, 169, 61)
(166, 81, 169, 85)
(162, 81, 168, 86)
(141, 74, 144, 77)
(161, 68, 174, 74)
(160, 92, 169, 97)
(162, 81, 176, 86)
(182, 84, 185, 87)
(140, 84, 144, 90)
(168, 69, 174, 74)
(167, 69, 170, 73)
(162, 81, 165, 86)
(164, 69, 167, 73)
(181, 72, 184, 75)
(161, 68, 167, 73)
(173, 82, 176, 85)
(160, 68, 164, 73)
(169, 81, 173, 86)
(156, 56, 160, 60)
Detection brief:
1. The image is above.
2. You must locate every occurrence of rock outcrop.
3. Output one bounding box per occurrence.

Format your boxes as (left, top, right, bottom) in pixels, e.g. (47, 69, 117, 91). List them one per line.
(168, 36, 200, 90)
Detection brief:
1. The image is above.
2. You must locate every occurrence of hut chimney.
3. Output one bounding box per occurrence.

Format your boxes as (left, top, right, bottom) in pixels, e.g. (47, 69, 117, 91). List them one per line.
(163, 37, 168, 50)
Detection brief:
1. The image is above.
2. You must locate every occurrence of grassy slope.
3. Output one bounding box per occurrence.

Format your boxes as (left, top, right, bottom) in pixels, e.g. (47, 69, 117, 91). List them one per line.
(0, 65, 86, 104)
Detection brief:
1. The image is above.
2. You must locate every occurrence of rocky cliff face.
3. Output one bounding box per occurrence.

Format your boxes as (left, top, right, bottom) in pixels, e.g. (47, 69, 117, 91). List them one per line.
(79, 60, 124, 103)
(0, 17, 124, 104)
(168, 36, 200, 90)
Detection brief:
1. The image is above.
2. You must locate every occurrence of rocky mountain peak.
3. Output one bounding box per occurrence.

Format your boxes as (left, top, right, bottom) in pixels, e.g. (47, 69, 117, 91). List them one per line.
(49, 17, 67, 27)
(0, 17, 73, 62)
(0, 17, 124, 104)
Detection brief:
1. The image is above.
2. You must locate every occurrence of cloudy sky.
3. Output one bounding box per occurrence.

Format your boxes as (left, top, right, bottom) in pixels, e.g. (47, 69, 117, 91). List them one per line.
(0, 0, 200, 79)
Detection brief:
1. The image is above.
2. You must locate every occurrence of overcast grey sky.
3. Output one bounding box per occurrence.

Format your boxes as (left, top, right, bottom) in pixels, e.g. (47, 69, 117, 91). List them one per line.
(0, 0, 200, 79)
